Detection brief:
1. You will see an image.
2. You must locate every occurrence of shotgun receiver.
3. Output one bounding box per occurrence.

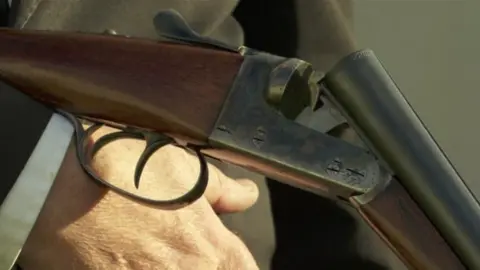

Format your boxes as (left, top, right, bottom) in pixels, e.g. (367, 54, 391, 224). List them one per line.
(0, 10, 479, 270)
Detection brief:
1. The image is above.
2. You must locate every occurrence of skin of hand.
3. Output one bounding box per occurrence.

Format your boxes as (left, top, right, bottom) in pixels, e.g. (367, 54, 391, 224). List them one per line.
(17, 126, 260, 270)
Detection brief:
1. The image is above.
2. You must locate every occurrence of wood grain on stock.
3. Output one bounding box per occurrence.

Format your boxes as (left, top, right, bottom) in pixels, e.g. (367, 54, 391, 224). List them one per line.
(0, 29, 243, 142)
(351, 180, 465, 270)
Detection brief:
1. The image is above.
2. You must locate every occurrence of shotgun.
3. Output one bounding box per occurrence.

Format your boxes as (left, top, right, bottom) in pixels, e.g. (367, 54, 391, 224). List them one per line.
(0, 10, 479, 270)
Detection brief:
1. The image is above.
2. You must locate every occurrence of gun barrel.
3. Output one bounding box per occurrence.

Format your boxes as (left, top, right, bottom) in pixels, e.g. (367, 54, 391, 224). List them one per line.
(323, 50, 480, 269)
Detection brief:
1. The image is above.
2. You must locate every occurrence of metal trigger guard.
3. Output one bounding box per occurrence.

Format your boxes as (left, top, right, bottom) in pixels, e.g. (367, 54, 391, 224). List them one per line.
(57, 110, 209, 209)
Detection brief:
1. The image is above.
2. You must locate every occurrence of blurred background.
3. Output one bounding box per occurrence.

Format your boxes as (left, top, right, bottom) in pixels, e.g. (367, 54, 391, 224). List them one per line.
(354, 0, 480, 197)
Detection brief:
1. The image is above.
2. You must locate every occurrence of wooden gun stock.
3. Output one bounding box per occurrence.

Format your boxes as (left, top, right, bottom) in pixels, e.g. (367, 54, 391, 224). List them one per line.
(352, 180, 465, 270)
(0, 29, 243, 142)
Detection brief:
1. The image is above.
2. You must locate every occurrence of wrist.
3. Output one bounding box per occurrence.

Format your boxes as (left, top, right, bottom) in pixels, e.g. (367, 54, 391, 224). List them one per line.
(17, 135, 110, 269)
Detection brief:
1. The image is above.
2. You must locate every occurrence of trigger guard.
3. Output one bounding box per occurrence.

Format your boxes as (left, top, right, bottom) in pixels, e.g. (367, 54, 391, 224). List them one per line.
(133, 134, 172, 188)
(85, 145, 209, 209)
(126, 146, 210, 209)
(57, 109, 209, 209)
(86, 131, 209, 209)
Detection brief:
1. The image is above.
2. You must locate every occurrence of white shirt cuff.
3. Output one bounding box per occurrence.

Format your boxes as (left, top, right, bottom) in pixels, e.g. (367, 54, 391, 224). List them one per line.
(0, 113, 74, 269)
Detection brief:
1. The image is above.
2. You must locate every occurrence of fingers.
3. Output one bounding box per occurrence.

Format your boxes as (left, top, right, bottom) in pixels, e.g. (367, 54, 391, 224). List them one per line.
(203, 165, 259, 214)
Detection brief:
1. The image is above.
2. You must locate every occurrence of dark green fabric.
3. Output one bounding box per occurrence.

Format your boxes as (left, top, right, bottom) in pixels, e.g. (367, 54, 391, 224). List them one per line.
(0, 0, 8, 26)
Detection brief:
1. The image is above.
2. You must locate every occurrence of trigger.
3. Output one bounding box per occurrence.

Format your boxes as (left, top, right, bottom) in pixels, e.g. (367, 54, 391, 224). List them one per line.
(134, 133, 173, 189)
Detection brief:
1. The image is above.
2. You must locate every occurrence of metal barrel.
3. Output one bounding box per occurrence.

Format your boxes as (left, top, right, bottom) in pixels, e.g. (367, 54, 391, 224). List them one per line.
(323, 49, 480, 269)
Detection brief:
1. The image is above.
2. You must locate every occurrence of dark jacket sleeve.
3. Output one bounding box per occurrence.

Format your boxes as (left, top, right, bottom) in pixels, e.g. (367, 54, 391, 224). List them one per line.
(0, 0, 52, 205)
(0, 0, 8, 26)
(0, 82, 53, 204)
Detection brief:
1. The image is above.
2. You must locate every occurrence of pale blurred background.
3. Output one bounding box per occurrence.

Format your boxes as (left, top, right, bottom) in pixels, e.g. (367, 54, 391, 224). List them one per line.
(353, 0, 480, 197)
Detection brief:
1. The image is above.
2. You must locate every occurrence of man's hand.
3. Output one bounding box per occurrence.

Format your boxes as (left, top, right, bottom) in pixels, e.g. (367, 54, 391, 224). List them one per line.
(17, 126, 260, 270)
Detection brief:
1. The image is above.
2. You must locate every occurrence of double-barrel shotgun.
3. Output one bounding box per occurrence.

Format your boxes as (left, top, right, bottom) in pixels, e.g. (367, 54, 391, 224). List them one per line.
(0, 10, 479, 270)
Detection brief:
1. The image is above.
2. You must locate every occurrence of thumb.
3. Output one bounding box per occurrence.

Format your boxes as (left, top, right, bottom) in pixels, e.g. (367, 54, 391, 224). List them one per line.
(203, 165, 259, 214)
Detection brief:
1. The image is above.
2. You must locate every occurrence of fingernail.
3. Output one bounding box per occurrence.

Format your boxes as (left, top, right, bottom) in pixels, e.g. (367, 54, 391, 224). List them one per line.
(238, 180, 257, 193)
